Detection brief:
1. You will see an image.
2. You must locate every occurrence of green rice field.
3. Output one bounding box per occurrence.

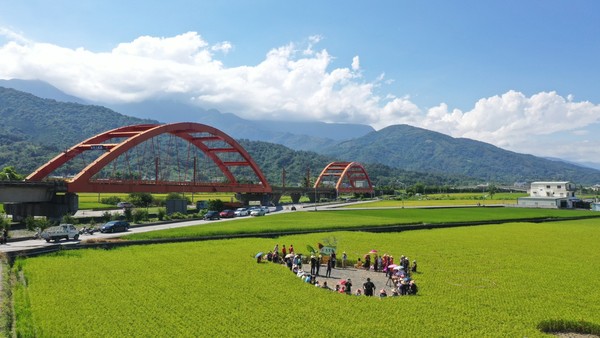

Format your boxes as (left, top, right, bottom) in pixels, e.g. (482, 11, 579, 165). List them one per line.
(77, 192, 236, 210)
(124, 207, 598, 240)
(11, 218, 600, 337)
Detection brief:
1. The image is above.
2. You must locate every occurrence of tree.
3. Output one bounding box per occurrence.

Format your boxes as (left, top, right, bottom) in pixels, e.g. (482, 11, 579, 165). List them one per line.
(413, 182, 425, 195)
(488, 184, 498, 199)
(0, 166, 24, 181)
(166, 192, 191, 203)
(207, 199, 224, 212)
(128, 192, 154, 208)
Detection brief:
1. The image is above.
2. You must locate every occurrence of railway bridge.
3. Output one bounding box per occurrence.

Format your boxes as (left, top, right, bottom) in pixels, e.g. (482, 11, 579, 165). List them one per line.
(1, 122, 374, 220)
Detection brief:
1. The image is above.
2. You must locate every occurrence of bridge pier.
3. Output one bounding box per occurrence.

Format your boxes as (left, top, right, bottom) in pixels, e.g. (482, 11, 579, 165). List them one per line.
(289, 192, 301, 204)
(4, 192, 78, 222)
(236, 193, 273, 206)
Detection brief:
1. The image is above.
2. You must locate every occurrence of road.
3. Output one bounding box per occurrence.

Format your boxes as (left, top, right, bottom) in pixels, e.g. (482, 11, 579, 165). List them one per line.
(0, 201, 375, 254)
(0, 205, 296, 253)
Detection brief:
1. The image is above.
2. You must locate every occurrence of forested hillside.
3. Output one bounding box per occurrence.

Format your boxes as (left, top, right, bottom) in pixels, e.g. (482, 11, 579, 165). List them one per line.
(322, 124, 600, 184)
(2, 86, 597, 187)
(0, 87, 466, 187)
(0, 87, 157, 173)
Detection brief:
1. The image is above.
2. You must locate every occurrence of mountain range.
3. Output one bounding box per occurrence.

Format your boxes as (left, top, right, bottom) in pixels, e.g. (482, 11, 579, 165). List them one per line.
(1, 79, 599, 186)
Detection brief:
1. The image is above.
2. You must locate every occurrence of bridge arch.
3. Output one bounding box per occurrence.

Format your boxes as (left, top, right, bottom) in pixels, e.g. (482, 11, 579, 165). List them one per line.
(26, 122, 271, 193)
(314, 161, 374, 195)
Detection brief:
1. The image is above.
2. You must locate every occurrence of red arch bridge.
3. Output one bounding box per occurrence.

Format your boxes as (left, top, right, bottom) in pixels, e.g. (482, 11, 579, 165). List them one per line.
(2, 123, 373, 220)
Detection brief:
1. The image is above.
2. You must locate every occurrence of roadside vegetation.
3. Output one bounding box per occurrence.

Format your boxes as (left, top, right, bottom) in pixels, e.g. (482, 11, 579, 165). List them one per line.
(10, 219, 600, 336)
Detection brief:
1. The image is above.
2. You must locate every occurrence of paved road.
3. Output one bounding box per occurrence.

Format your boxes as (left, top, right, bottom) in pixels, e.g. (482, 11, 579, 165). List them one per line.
(0, 201, 374, 254)
(0, 207, 284, 253)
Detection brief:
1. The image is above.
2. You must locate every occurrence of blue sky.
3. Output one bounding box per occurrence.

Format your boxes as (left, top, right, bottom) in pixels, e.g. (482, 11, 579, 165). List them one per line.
(1, 1, 600, 168)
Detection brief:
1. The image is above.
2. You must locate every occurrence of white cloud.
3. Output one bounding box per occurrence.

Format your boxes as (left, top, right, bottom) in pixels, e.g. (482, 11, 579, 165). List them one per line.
(211, 41, 232, 54)
(0, 29, 600, 165)
(351, 56, 360, 71)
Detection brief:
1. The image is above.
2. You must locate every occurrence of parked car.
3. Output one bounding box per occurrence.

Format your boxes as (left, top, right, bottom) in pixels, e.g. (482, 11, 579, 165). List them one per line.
(100, 220, 130, 233)
(219, 209, 235, 218)
(247, 206, 260, 214)
(203, 210, 220, 220)
(250, 208, 266, 216)
(261, 206, 271, 214)
(40, 224, 79, 242)
(117, 202, 134, 209)
(234, 208, 249, 217)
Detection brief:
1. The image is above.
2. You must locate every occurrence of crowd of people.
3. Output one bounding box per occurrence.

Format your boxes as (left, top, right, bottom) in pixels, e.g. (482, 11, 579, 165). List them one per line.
(257, 243, 419, 298)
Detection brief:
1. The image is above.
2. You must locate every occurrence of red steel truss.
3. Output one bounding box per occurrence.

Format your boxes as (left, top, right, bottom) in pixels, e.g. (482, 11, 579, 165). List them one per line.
(26, 123, 272, 194)
(314, 161, 374, 194)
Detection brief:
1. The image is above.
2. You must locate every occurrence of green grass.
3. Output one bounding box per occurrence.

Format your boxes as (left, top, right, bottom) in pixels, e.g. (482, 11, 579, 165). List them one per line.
(77, 192, 236, 210)
(12, 218, 600, 336)
(121, 207, 599, 240)
(346, 192, 528, 208)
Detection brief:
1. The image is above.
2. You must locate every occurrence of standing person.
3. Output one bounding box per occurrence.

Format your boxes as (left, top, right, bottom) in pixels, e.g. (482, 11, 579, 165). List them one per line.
(315, 255, 321, 276)
(282, 245, 287, 257)
(310, 255, 317, 275)
(411, 260, 418, 273)
(382, 254, 389, 273)
(289, 244, 294, 255)
(345, 279, 353, 295)
(330, 251, 337, 269)
(326, 257, 333, 277)
(363, 278, 375, 297)
(274, 244, 279, 255)
(342, 252, 347, 268)
(2, 228, 7, 244)
(364, 255, 371, 270)
(403, 256, 410, 272)
(373, 254, 379, 272)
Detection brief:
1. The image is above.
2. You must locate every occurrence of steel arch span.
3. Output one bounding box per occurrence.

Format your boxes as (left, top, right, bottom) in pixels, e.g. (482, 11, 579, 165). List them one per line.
(26, 123, 272, 194)
(314, 161, 374, 194)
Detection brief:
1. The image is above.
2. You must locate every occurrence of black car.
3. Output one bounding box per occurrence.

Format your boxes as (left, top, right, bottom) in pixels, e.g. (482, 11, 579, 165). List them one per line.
(100, 220, 130, 233)
(203, 210, 220, 220)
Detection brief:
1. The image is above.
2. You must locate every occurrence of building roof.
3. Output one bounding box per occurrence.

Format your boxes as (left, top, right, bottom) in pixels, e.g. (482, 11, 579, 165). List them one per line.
(530, 181, 570, 185)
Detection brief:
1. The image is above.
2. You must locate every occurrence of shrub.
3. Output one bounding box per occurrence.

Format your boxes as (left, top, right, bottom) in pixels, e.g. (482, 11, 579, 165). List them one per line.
(170, 212, 187, 220)
(132, 209, 149, 224)
(61, 214, 78, 225)
(128, 193, 154, 208)
(101, 211, 112, 222)
(207, 199, 224, 211)
(124, 208, 133, 222)
(100, 196, 121, 205)
(157, 208, 166, 221)
(24, 217, 52, 231)
(166, 193, 191, 204)
(537, 319, 600, 335)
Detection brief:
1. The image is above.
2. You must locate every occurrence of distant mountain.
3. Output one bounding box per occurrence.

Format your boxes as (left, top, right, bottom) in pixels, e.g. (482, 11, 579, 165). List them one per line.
(0, 79, 87, 104)
(544, 157, 600, 171)
(322, 124, 600, 184)
(0, 86, 471, 187)
(108, 100, 373, 150)
(2, 80, 599, 185)
(0, 79, 374, 151)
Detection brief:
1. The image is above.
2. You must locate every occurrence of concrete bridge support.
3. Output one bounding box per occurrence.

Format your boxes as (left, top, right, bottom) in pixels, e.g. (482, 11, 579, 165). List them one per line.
(289, 192, 302, 204)
(4, 192, 78, 222)
(236, 193, 273, 206)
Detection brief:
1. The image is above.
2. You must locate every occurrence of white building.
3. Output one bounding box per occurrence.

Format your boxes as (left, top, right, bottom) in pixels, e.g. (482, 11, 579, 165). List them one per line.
(517, 181, 577, 209)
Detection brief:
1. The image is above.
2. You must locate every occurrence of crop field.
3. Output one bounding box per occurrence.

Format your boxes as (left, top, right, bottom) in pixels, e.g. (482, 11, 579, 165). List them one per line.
(11, 218, 600, 337)
(124, 207, 598, 240)
(77, 192, 236, 209)
(345, 193, 527, 208)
